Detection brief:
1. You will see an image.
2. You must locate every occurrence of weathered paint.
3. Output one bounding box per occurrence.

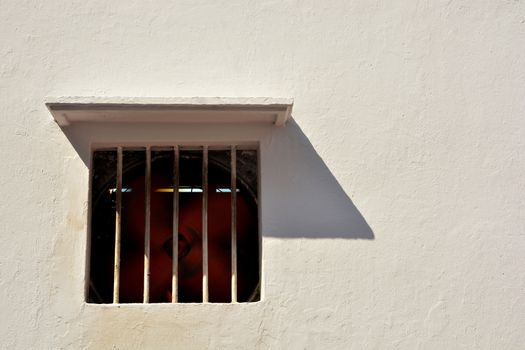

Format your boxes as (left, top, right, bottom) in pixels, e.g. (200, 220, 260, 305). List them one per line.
(1, 1, 524, 349)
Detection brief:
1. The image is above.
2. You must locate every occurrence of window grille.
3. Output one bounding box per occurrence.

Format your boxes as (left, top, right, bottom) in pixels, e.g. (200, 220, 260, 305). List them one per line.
(88, 145, 260, 304)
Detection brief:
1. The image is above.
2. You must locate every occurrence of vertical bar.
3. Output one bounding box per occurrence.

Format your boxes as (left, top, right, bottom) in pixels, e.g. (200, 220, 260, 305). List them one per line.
(172, 146, 180, 303)
(202, 146, 209, 303)
(144, 147, 151, 303)
(231, 145, 238, 303)
(113, 147, 123, 303)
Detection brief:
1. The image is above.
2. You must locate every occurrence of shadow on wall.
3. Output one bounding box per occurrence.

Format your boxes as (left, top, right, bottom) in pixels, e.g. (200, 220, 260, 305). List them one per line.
(58, 118, 373, 241)
(261, 119, 373, 240)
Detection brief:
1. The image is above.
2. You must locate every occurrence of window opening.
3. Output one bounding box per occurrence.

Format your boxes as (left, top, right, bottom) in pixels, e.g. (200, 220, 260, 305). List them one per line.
(88, 146, 259, 303)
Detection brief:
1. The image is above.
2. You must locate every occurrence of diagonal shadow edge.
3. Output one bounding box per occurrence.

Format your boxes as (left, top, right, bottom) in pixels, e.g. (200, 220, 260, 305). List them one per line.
(261, 119, 374, 239)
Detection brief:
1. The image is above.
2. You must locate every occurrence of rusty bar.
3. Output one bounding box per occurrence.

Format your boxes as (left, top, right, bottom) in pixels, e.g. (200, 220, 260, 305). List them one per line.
(231, 145, 238, 303)
(113, 147, 123, 303)
(172, 146, 180, 303)
(144, 146, 151, 303)
(202, 146, 209, 302)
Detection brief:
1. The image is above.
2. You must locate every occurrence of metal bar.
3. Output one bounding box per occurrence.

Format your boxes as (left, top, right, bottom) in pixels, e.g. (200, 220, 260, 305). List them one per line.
(113, 147, 123, 303)
(144, 147, 151, 303)
(202, 146, 209, 303)
(91, 144, 257, 152)
(85, 151, 95, 302)
(172, 146, 180, 303)
(231, 145, 238, 303)
(177, 144, 257, 151)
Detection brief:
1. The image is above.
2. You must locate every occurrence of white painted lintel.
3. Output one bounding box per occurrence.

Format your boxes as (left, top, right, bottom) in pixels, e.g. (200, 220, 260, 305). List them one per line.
(45, 97, 294, 127)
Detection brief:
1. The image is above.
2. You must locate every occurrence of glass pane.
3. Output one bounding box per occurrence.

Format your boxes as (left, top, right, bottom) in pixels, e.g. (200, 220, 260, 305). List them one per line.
(119, 149, 146, 303)
(88, 149, 117, 303)
(149, 148, 174, 303)
(208, 150, 232, 303)
(178, 150, 203, 302)
(236, 149, 260, 302)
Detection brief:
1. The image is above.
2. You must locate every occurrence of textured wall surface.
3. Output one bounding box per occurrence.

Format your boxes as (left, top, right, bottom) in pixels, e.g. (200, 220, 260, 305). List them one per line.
(1, 1, 524, 349)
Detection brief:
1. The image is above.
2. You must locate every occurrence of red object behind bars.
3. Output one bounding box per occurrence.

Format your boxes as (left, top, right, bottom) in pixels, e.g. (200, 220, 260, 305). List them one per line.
(118, 173, 258, 303)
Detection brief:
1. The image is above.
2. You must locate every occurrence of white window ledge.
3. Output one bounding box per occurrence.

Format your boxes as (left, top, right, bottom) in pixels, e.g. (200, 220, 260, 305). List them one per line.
(46, 97, 293, 127)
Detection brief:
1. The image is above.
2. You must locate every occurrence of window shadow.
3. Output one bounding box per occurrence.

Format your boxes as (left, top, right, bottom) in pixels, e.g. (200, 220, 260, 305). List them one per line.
(57, 117, 373, 241)
(261, 119, 374, 240)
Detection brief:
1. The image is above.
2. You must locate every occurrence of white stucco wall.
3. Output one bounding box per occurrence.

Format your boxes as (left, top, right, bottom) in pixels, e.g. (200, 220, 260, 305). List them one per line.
(1, 1, 524, 349)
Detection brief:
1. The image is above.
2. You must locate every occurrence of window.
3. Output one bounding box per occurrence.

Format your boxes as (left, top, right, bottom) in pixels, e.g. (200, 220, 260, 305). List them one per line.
(89, 145, 259, 303)
(46, 96, 293, 304)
